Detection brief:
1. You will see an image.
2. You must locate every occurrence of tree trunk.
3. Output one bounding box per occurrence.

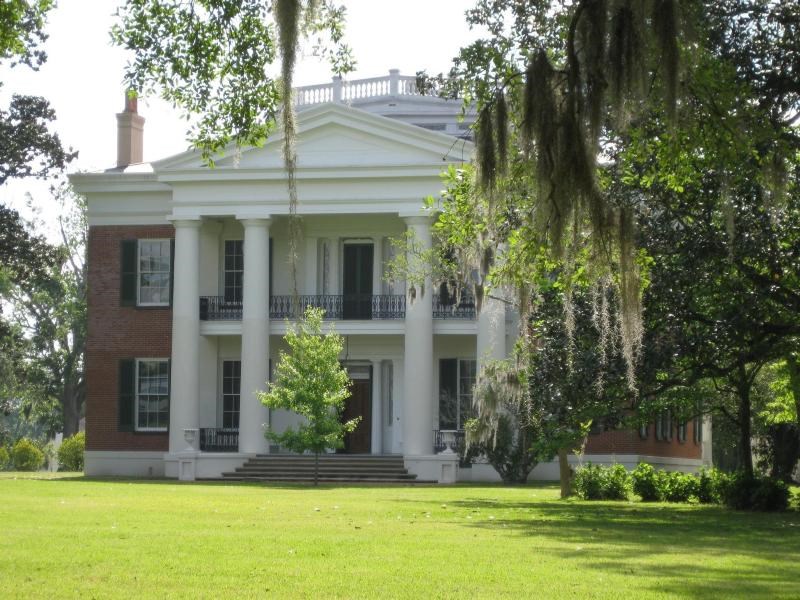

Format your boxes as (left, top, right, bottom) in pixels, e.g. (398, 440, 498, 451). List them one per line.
(314, 451, 319, 486)
(785, 353, 800, 428)
(61, 379, 80, 438)
(558, 447, 572, 498)
(735, 366, 754, 476)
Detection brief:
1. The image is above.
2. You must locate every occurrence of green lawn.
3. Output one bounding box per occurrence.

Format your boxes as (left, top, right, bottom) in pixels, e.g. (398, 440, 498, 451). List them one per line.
(1, 473, 798, 599)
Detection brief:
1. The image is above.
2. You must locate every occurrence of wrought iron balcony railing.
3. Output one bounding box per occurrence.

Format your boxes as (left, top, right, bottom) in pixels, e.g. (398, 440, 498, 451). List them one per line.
(199, 297, 242, 321)
(199, 428, 239, 452)
(270, 294, 406, 320)
(199, 295, 406, 320)
(432, 293, 477, 319)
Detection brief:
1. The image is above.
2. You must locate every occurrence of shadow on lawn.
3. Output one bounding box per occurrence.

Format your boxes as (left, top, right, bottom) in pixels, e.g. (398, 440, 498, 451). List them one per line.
(431, 497, 800, 598)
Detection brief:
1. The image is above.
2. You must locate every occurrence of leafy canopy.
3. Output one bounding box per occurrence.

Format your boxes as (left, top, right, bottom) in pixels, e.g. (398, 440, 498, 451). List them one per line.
(259, 307, 356, 456)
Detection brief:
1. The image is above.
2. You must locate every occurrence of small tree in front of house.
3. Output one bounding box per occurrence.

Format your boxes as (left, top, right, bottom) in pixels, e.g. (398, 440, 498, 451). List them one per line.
(258, 307, 357, 485)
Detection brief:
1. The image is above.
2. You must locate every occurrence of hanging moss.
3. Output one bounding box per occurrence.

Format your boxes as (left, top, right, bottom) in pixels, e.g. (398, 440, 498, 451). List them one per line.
(476, 105, 497, 191)
(275, 0, 302, 304)
(495, 90, 509, 177)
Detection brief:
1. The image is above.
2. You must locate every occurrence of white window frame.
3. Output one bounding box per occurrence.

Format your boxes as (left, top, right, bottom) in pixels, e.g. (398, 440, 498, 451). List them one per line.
(137, 239, 171, 307)
(220, 359, 241, 429)
(135, 358, 170, 432)
(222, 239, 244, 303)
(439, 357, 477, 430)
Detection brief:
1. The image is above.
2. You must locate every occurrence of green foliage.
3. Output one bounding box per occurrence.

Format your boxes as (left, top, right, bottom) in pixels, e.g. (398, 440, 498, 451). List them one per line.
(259, 307, 356, 474)
(659, 471, 699, 503)
(1, 185, 87, 438)
(631, 463, 660, 501)
(0, 0, 53, 68)
(573, 463, 604, 500)
(0, 446, 8, 470)
(721, 472, 791, 512)
(57, 431, 84, 471)
(697, 468, 729, 505)
(574, 463, 630, 501)
(466, 359, 542, 484)
(11, 437, 44, 471)
(0, 95, 76, 184)
(112, 0, 354, 162)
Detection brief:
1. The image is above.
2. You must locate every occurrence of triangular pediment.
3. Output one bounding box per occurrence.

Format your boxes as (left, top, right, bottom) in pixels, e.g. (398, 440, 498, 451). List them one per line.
(152, 103, 472, 173)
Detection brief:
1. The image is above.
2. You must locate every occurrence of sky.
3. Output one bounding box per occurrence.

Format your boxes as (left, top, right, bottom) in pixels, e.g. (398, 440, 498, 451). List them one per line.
(0, 0, 482, 237)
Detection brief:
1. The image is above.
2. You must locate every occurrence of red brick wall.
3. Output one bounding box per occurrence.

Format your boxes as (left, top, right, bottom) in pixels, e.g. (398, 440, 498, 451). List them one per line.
(86, 225, 174, 451)
(585, 421, 702, 459)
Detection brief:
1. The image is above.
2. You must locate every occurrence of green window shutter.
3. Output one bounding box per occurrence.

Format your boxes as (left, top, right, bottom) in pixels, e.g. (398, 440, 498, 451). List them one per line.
(120, 240, 138, 306)
(118, 359, 136, 431)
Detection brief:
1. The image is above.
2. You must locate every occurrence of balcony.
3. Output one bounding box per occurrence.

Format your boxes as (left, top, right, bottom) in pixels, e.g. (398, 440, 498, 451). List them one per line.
(199, 295, 406, 321)
(199, 293, 478, 321)
(432, 293, 477, 319)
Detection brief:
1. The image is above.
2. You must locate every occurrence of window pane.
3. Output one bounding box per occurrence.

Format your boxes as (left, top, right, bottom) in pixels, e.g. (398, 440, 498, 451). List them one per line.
(438, 359, 458, 429)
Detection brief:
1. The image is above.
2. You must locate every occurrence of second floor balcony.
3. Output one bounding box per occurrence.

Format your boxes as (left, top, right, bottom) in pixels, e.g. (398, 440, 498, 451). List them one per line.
(199, 293, 477, 321)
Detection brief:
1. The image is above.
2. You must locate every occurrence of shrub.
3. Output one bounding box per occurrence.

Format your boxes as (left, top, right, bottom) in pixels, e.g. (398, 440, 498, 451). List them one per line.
(574, 463, 604, 500)
(0, 446, 9, 470)
(603, 464, 630, 500)
(697, 468, 731, 504)
(574, 463, 629, 500)
(721, 472, 790, 511)
(661, 471, 698, 503)
(11, 438, 45, 471)
(631, 463, 660, 501)
(750, 478, 790, 512)
(57, 432, 85, 471)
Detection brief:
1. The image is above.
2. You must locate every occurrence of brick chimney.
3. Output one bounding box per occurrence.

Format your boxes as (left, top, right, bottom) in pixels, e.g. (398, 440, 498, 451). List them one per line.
(116, 93, 145, 167)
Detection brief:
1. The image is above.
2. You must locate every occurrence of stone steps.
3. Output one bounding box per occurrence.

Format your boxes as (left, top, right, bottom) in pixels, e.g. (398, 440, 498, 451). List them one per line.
(220, 454, 428, 484)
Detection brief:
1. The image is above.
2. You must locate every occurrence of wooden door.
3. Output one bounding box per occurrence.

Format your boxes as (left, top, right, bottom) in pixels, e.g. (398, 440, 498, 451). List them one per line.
(343, 377, 372, 453)
(342, 243, 373, 319)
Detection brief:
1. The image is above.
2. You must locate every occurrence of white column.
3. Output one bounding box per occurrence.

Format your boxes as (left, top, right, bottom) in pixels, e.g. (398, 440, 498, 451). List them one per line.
(329, 237, 340, 294)
(169, 219, 202, 453)
(371, 360, 382, 454)
(477, 294, 506, 374)
(402, 216, 434, 456)
(304, 237, 317, 294)
(372, 236, 383, 296)
(238, 218, 271, 454)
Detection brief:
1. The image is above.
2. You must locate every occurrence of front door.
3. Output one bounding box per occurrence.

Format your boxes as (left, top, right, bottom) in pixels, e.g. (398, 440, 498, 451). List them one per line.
(342, 243, 373, 319)
(342, 367, 372, 453)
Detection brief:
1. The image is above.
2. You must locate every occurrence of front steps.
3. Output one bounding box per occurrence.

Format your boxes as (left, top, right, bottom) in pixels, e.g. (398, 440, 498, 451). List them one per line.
(220, 454, 432, 484)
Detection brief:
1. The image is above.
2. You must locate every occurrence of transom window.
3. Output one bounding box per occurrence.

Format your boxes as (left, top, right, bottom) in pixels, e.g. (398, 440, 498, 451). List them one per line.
(136, 359, 169, 431)
(439, 358, 477, 430)
(222, 360, 241, 428)
(138, 240, 171, 305)
(224, 240, 244, 303)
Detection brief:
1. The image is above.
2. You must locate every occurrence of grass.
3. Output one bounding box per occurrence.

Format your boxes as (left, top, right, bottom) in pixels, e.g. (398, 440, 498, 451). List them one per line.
(1, 473, 799, 599)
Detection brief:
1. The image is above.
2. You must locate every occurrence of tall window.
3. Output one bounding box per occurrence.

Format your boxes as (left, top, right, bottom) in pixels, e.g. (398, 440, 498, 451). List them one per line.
(138, 240, 171, 305)
(224, 240, 244, 303)
(439, 358, 477, 430)
(222, 360, 241, 428)
(656, 410, 672, 441)
(136, 359, 169, 431)
(693, 415, 703, 444)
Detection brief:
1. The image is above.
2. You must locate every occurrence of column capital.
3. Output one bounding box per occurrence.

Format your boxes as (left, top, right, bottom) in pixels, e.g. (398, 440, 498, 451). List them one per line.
(168, 217, 203, 229)
(401, 214, 432, 226)
(237, 216, 272, 229)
